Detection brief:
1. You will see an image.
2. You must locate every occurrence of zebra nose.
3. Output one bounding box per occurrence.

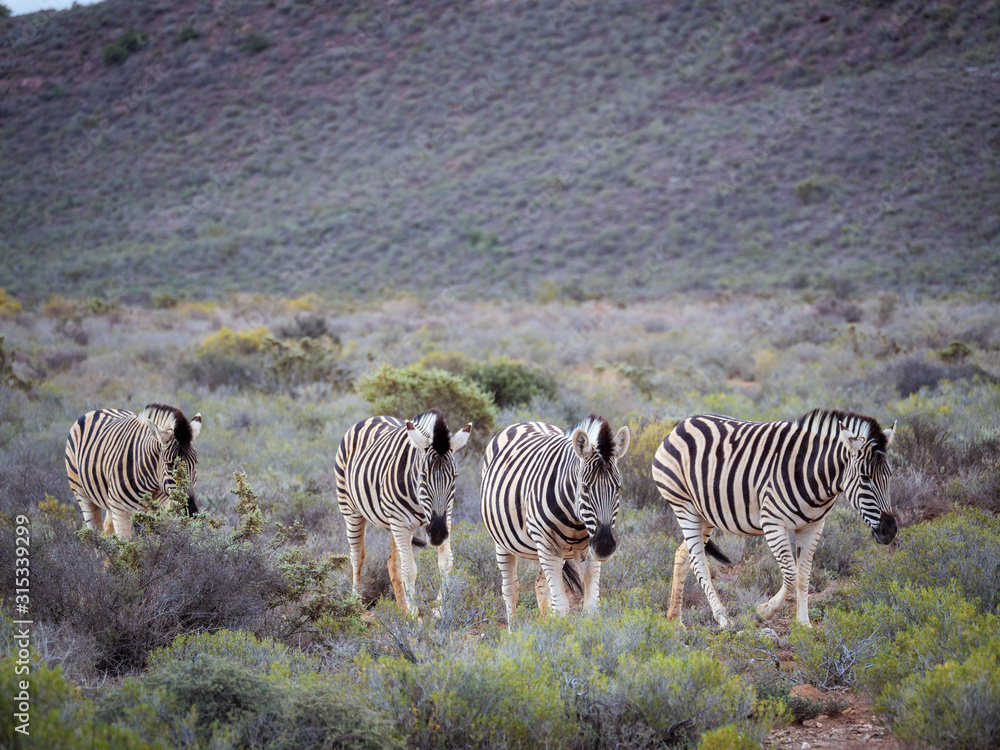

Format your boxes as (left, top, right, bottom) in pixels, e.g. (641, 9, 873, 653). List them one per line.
(589, 523, 617, 561)
(873, 513, 897, 544)
(186, 489, 199, 517)
(427, 512, 449, 546)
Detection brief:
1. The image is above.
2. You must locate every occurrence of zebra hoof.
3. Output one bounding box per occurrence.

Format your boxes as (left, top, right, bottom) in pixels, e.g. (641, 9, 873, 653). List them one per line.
(755, 602, 774, 621)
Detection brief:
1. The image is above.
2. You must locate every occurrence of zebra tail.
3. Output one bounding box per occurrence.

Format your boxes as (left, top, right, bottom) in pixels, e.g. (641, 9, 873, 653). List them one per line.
(562, 561, 583, 596)
(705, 539, 732, 566)
(411, 536, 428, 548)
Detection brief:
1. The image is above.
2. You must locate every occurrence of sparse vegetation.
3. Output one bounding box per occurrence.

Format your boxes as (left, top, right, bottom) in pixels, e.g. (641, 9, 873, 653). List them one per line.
(102, 29, 148, 65)
(1, 0, 999, 747)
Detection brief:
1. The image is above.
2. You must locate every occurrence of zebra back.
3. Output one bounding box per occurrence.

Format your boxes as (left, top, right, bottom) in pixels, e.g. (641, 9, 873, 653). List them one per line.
(652, 408, 894, 535)
(65, 404, 200, 517)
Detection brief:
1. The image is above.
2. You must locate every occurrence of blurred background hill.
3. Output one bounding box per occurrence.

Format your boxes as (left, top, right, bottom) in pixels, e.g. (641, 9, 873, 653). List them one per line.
(1, 0, 998, 301)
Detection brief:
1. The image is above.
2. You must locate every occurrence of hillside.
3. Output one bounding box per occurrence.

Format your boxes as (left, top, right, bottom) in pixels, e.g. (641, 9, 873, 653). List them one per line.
(1, 0, 998, 301)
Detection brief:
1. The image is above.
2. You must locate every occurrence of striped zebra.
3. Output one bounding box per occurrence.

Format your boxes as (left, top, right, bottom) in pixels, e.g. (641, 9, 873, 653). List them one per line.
(652, 408, 896, 629)
(335, 409, 472, 616)
(65, 403, 202, 540)
(480, 416, 630, 627)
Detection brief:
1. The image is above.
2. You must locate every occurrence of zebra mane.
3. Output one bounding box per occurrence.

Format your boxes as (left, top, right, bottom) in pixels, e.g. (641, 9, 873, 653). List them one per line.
(139, 403, 195, 455)
(570, 414, 616, 462)
(798, 408, 888, 455)
(412, 409, 451, 455)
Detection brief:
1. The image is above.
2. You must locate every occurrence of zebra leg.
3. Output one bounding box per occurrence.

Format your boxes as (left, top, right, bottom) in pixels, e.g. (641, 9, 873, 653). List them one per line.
(666, 541, 692, 626)
(73, 492, 102, 532)
(757, 518, 798, 622)
(538, 548, 571, 615)
(578, 557, 602, 612)
(496, 548, 520, 629)
(791, 518, 826, 627)
(390, 525, 420, 616)
(110, 508, 134, 540)
(534, 568, 552, 615)
(344, 514, 367, 597)
(684, 525, 731, 629)
(435, 534, 454, 598)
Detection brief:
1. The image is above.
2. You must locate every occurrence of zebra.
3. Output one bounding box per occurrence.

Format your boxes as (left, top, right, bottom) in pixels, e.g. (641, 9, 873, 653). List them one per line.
(65, 403, 202, 540)
(651, 408, 897, 629)
(480, 415, 630, 628)
(335, 409, 473, 616)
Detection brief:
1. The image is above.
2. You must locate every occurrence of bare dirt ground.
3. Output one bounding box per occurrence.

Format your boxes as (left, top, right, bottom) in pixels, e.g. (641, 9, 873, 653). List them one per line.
(766, 693, 898, 750)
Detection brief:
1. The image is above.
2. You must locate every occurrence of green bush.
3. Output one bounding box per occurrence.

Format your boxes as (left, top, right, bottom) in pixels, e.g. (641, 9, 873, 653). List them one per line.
(240, 30, 271, 54)
(182, 326, 350, 393)
(365, 650, 576, 750)
(792, 582, 1000, 695)
(177, 25, 200, 43)
(102, 30, 148, 65)
(464, 356, 556, 409)
(147, 630, 321, 680)
(1, 654, 158, 749)
(854, 507, 1000, 613)
(697, 724, 760, 750)
(357, 364, 497, 451)
(270, 675, 399, 750)
(104, 654, 279, 745)
(887, 640, 1000, 750)
(614, 650, 755, 747)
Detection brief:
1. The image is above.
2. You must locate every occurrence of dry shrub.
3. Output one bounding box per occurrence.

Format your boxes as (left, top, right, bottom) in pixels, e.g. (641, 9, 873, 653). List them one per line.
(0, 499, 295, 674)
(620, 416, 678, 509)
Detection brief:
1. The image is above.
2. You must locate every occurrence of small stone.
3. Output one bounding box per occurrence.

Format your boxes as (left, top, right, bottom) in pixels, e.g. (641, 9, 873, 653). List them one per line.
(790, 684, 825, 702)
(800, 742, 811, 750)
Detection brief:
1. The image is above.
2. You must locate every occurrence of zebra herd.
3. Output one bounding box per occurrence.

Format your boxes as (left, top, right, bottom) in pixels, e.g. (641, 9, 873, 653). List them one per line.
(65, 402, 897, 629)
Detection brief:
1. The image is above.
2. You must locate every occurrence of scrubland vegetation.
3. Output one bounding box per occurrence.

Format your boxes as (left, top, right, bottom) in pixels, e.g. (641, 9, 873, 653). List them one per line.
(2, 0, 999, 746)
(1, 289, 998, 748)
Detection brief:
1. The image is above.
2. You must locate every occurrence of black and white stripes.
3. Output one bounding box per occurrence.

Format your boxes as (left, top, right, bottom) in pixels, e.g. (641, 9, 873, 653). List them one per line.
(652, 408, 896, 628)
(335, 409, 472, 615)
(65, 403, 202, 540)
(480, 416, 630, 627)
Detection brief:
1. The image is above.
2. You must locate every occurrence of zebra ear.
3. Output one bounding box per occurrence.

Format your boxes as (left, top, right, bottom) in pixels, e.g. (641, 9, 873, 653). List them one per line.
(141, 417, 172, 446)
(405, 420, 432, 451)
(614, 426, 630, 459)
(190, 413, 203, 441)
(570, 428, 593, 460)
(883, 420, 897, 448)
(838, 423, 865, 454)
(450, 423, 473, 452)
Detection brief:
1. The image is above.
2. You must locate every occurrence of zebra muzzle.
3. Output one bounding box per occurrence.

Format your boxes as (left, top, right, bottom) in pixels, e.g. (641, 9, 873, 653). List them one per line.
(186, 489, 199, 517)
(427, 512, 449, 546)
(589, 523, 617, 561)
(873, 512, 897, 545)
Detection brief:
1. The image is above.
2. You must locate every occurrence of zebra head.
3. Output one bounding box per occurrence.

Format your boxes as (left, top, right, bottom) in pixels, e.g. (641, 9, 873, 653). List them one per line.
(404, 410, 473, 546)
(839, 418, 897, 544)
(141, 405, 202, 516)
(570, 416, 630, 562)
